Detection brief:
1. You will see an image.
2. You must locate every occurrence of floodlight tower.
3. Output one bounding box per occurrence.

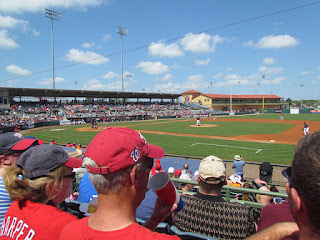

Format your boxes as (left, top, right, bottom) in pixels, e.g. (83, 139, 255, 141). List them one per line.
(43, 8, 61, 90)
(117, 26, 128, 92)
(300, 83, 304, 108)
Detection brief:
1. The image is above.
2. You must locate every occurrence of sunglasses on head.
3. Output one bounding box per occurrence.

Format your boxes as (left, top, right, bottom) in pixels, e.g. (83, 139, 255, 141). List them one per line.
(63, 172, 76, 179)
(3, 150, 24, 156)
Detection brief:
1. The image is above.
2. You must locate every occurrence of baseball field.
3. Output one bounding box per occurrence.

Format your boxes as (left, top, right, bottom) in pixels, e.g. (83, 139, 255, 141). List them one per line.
(22, 113, 320, 165)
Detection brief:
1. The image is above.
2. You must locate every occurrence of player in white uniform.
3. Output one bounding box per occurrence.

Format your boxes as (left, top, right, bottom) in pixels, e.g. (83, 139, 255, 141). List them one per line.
(196, 116, 201, 126)
(303, 121, 310, 135)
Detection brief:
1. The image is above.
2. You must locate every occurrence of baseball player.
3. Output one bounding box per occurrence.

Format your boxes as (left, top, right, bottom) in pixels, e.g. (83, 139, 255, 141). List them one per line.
(303, 121, 310, 135)
(196, 115, 201, 126)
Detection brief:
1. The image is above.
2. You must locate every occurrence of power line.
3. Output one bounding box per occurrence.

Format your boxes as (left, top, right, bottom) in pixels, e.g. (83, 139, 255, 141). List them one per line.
(3, 0, 320, 83)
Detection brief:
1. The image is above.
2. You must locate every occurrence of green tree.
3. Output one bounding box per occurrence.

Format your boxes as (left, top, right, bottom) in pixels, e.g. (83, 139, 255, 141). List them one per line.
(285, 98, 292, 106)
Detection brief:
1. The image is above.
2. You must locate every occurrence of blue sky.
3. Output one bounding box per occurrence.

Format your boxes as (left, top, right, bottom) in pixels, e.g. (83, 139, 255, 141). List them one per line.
(1, 0, 320, 101)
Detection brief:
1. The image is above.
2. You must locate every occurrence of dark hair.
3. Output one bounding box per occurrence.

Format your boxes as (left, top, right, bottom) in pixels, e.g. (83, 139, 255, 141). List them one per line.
(199, 177, 225, 194)
(292, 131, 320, 233)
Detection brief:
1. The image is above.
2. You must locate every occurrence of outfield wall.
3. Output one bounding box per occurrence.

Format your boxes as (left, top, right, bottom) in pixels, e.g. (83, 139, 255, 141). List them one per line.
(260, 108, 315, 114)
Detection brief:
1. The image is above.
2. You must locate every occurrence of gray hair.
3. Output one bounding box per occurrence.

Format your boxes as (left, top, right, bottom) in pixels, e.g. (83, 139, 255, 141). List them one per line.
(83, 156, 143, 194)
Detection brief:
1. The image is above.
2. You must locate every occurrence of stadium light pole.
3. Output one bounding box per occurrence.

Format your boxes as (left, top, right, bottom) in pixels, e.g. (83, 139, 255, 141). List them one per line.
(230, 84, 233, 114)
(300, 83, 304, 108)
(43, 8, 61, 90)
(117, 26, 128, 92)
(262, 75, 265, 113)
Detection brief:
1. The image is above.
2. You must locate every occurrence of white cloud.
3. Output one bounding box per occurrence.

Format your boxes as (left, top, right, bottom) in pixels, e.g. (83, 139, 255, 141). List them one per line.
(0, 30, 19, 49)
(102, 34, 111, 42)
(31, 28, 39, 36)
(301, 71, 310, 75)
(195, 58, 210, 65)
(188, 75, 203, 82)
(0, 14, 28, 30)
(102, 71, 118, 79)
(312, 80, 317, 84)
(81, 42, 95, 48)
(259, 66, 284, 75)
(271, 76, 286, 84)
(65, 48, 109, 65)
(213, 72, 224, 79)
(0, 14, 40, 36)
(215, 73, 285, 87)
(6, 64, 31, 76)
(263, 57, 275, 65)
(153, 82, 181, 93)
(0, 0, 104, 13)
(83, 78, 122, 91)
(37, 77, 65, 85)
(148, 41, 184, 58)
(255, 35, 298, 48)
(180, 33, 223, 53)
(136, 61, 169, 75)
(244, 40, 254, 47)
(6, 80, 17, 87)
(226, 67, 232, 72)
(162, 74, 173, 81)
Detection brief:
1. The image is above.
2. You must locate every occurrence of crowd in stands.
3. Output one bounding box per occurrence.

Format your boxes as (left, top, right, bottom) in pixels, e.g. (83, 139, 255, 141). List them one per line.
(1, 101, 212, 128)
(2, 124, 319, 239)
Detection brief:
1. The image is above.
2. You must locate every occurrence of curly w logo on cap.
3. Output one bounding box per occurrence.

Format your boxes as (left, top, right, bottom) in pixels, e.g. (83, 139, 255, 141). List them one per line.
(84, 128, 165, 175)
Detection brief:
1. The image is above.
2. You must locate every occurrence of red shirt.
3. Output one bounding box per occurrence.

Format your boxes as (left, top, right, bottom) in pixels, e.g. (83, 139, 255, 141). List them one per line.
(59, 217, 180, 240)
(0, 200, 78, 240)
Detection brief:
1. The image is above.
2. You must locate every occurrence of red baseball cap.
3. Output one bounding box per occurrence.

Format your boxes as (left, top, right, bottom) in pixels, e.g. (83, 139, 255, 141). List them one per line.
(84, 127, 165, 174)
(155, 162, 162, 170)
(0, 132, 44, 155)
(175, 169, 182, 176)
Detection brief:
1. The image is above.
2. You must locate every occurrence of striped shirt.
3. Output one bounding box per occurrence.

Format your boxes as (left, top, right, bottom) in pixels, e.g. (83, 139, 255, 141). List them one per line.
(0, 177, 12, 226)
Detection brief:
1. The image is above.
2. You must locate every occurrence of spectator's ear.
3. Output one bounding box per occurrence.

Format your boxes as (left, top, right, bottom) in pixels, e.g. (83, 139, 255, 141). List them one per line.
(197, 175, 201, 184)
(130, 166, 138, 187)
(287, 184, 302, 214)
(0, 155, 11, 165)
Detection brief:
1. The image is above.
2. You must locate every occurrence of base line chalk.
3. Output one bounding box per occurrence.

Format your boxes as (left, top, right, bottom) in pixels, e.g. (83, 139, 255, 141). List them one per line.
(191, 143, 262, 153)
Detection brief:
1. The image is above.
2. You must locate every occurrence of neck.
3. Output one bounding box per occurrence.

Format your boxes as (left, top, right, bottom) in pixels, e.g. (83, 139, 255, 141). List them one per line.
(299, 227, 320, 240)
(88, 187, 136, 231)
(199, 189, 220, 196)
(0, 167, 5, 177)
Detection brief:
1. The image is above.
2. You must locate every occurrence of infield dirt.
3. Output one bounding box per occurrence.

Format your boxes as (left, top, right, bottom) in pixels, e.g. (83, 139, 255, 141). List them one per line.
(76, 118, 320, 145)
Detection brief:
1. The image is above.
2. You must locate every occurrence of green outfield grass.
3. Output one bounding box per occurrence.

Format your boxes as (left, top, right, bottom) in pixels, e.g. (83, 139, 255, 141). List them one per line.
(23, 117, 298, 165)
(228, 113, 320, 121)
(125, 120, 294, 137)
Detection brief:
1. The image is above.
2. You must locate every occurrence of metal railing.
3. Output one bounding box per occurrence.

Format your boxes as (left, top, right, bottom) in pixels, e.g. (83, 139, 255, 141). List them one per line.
(172, 178, 288, 210)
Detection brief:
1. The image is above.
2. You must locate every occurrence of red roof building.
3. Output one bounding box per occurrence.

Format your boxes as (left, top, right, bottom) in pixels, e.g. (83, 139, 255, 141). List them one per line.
(182, 91, 282, 111)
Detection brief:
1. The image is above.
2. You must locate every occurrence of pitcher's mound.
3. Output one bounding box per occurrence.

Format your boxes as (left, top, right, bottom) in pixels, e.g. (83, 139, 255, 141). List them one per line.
(189, 124, 218, 128)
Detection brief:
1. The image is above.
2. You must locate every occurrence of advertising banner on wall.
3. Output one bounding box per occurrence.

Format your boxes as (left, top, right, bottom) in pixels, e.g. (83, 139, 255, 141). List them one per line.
(290, 109, 300, 114)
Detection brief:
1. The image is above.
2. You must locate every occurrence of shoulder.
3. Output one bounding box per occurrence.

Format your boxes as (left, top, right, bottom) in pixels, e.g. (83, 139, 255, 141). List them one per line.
(259, 185, 270, 192)
(59, 218, 87, 239)
(132, 223, 180, 239)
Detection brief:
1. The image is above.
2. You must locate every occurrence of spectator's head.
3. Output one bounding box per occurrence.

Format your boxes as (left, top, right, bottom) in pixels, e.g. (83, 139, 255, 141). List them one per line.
(68, 141, 71, 144)
(83, 127, 165, 208)
(3, 144, 82, 207)
(155, 162, 161, 171)
(198, 155, 226, 195)
(286, 131, 320, 235)
(0, 132, 43, 168)
(178, 173, 195, 192)
(259, 162, 273, 183)
(242, 182, 251, 201)
(168, 167, 175, 178)
(183, 164, 189, 170)
(234, 155, 242, 161)
(174, 169, 182, 178)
